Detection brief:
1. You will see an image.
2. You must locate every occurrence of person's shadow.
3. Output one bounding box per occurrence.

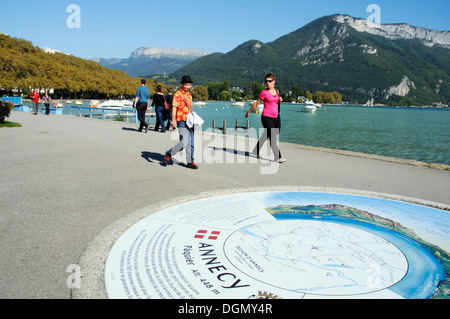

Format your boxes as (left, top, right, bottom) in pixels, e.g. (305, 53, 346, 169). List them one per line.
(122, 127, 140, 132)
(141, 151, 165, 166)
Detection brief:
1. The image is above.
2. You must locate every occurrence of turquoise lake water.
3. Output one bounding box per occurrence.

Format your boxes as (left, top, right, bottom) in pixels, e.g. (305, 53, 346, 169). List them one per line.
(194, 102, 450, 166)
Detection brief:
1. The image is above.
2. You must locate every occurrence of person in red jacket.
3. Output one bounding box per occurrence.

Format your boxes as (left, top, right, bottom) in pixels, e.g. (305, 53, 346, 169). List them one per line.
(29, 89, 41, 115)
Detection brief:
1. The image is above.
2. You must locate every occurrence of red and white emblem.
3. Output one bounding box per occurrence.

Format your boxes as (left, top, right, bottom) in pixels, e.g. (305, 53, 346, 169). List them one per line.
(194, 230, 221, 240)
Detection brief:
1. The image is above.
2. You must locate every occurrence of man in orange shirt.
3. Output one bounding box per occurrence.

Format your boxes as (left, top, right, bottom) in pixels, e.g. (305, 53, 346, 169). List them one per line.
(164, 76, 198, 169)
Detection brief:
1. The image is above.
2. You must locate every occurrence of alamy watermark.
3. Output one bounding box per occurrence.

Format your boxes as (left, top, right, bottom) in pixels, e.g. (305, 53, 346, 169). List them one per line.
(66, 264, 81, 289)
(168, 128, 282, 175)
(367, 4, 381, 24)
(66, 4, 81, 29)
(366, 264, 383, 290)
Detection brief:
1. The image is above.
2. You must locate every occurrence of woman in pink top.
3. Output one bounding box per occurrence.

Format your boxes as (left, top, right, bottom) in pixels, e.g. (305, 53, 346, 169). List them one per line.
(245, 73, 286, 163)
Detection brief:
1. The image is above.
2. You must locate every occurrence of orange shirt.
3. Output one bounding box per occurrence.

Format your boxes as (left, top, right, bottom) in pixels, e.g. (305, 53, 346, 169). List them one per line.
(173, 89, 192, 122)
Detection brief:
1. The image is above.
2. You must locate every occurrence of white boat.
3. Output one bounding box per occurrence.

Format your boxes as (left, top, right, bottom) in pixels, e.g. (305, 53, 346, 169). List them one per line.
(75, 101, 83, 105)
(193, 101, 207, 106)
(120, 100, 133, 108)
(231, 101, 245, 107)
(97, 100, 133, 109)
(301, 100, 317, 114)
(54, 101, 65, 108)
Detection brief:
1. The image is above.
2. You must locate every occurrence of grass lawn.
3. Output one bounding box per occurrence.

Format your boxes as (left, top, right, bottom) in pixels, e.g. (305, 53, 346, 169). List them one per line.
(0, 121, 22, 128)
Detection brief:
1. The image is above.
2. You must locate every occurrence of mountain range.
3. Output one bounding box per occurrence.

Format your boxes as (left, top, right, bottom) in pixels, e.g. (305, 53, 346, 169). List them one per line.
(94, 47, 212, 77)
(169, 14, 450, 105)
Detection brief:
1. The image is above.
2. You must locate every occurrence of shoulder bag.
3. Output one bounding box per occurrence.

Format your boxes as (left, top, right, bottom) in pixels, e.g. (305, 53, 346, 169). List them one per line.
(163, 95, 170, 111)
(182, 93, 204, 128)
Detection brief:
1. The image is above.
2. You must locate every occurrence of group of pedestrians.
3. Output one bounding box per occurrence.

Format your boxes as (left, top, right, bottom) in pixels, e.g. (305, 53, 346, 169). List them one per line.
(29, 89, 52, 115)
(136, 73, 286, 170)
(133, 79, 173, 133)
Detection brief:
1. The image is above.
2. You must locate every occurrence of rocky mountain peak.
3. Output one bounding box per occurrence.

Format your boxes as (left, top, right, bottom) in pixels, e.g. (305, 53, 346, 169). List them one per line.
(334, 15, 450, 49)
(129, 47, 212, 59)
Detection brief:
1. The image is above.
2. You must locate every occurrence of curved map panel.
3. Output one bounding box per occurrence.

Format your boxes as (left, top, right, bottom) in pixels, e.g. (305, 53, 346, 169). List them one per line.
(104, 191, 449, 299)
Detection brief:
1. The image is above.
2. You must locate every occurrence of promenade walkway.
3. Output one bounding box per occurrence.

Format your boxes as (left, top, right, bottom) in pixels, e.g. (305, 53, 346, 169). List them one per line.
(1, 111, 449, 298)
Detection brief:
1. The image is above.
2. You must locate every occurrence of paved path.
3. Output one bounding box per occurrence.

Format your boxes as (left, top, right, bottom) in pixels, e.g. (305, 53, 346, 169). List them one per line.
(1, 111, 449, 298)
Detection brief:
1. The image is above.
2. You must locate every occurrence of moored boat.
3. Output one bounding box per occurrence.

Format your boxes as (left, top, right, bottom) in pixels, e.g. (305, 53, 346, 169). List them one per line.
(97, 100, 133, 109)
(90, 100, 99, 108)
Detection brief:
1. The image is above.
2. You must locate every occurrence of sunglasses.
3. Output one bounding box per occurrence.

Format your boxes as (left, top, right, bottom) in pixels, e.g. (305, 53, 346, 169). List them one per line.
(265, 79, 274, 83)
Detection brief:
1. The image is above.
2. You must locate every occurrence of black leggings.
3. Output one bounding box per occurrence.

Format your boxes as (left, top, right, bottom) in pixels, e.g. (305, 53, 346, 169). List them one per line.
(253, 115, 282, 159)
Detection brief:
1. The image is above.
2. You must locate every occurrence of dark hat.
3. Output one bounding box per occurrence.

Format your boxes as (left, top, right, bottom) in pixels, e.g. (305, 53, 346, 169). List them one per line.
(181, 75, 193, 84)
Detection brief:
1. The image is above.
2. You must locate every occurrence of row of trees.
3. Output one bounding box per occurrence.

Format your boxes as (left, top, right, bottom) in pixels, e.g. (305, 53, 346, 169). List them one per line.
(190, 81, 342, 104)
(0, 34, 149, 99)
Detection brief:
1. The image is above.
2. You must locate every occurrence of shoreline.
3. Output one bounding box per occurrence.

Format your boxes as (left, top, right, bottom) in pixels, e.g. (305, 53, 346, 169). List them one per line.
(7, 105, 450, 170)
(283, 141, 450, 171)
(199, 129, 450, 171)
(16, 97, 450, 109)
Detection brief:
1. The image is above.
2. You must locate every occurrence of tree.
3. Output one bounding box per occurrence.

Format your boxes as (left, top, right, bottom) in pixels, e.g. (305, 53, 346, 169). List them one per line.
(192, 85, 208, 101)
(291, 83, 301, 102)
(231, 90, 243, 101)
(207, 82, 225, 100)
(218, 91, 230, 101)
(244, 82, 265, 100)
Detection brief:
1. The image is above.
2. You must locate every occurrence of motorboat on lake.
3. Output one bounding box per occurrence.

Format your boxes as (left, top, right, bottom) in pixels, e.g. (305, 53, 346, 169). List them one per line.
(231, 101, 245, 107)
(301, 100, 317, 113)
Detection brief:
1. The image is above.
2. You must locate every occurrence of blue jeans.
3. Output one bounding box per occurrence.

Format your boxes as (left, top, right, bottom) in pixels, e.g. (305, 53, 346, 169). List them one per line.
(154, 106, 166, 132)
(168, 121, 194, 163)
(32, 102, 39, 115)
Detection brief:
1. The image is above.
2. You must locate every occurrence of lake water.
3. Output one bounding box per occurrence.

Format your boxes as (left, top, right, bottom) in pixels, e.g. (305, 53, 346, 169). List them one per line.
(194, 102, 450, 166)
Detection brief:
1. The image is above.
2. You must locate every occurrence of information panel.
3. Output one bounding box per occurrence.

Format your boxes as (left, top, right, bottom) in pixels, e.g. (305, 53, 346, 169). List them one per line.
(104, 191, 449, 299)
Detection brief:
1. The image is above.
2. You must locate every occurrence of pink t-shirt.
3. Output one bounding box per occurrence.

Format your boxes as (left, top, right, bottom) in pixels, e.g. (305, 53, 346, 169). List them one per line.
(259, 90, 279, 118)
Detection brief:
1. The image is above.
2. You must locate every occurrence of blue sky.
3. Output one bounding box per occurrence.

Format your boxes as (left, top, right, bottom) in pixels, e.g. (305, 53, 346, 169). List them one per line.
(1, 0, 449, 59)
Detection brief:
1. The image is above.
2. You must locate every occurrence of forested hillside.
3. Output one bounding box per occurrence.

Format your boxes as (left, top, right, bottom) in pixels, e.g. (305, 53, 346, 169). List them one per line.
(0, 34, 150, 99)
